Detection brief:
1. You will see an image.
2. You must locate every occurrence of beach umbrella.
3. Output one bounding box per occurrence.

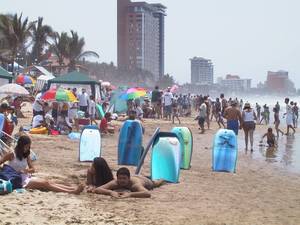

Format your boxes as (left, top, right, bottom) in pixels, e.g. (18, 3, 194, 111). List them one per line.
(16, 74, 35, 85)
(0, 83, 29, 95)
(120, 87, 147, 100)
(41, 88, 77, 102)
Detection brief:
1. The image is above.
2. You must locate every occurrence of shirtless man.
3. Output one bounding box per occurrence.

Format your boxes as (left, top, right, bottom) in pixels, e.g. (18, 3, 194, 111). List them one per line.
(88, 167, 165, 198)
(224, 101, 243, 135)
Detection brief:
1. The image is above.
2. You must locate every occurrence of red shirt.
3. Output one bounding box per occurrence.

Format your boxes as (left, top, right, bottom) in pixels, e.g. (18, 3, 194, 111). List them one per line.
(99, 118, 108, 132)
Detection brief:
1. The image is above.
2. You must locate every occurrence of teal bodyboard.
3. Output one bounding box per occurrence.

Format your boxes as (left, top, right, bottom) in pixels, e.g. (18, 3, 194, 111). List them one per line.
(212, 129, 237, 173)
(96, 104, 105, 119)
(171, 127, 193, 169)
(151, 132, 181, 183)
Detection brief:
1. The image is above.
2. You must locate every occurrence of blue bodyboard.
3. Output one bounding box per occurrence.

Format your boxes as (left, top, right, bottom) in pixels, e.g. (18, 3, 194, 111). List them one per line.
(118, 120, 143, 166)
(151, 132, 181, 183)
(212, 129, 238, 173)
(79, 125, 101, 162)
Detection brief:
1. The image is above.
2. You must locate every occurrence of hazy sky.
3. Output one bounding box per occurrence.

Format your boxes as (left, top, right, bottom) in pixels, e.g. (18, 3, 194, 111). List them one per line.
(1, 0, 300, 87)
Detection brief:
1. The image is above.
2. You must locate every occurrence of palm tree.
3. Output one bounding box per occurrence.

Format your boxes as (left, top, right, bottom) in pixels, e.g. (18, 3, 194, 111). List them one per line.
(67, 30, 99, 71)
(0, 13, 34, 73)
(30, 17, 53, 64)
(50, 31, 69, 66)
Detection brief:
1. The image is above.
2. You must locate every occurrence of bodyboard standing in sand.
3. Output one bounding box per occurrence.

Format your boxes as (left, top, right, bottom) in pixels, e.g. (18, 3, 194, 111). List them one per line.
(171, 127, 193, 169)
(118, 120, 143, 166)
(79, 125, 101, 162)
(212, 129, 237, 173)
(151, 132, 181, 183)
(96, 104, 105, 119)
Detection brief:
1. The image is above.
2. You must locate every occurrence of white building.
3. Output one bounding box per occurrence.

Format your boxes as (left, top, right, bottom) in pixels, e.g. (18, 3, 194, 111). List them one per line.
(219, 74, 251, 92)
(190, 57, 214, 85)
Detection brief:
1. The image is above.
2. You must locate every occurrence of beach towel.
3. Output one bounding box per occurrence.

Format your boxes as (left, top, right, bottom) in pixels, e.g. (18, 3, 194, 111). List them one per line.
(227, 120, 239, 135)
(0, 165, 22, 189)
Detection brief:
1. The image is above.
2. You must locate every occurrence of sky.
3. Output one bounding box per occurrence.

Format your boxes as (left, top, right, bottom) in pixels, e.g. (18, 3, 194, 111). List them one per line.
(1, 0, 300, 87)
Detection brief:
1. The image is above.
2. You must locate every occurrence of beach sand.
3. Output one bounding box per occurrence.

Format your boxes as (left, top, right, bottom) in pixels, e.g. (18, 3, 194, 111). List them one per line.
(1, 104, 300, 225)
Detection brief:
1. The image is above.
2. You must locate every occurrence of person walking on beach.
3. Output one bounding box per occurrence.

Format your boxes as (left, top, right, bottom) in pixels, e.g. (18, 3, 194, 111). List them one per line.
(242, 103, 257, 152)
(198, 100, 207, 134)
(162, 88, 173, 121)
(151, 85, 161, 119)
(224, 101, 243, 135)
(273, 107, 284, 137)
(220, 93, 227, 115)
(293, 102, 298, 128)
(284, 98, 295, 135)
(256, 103, 261, 122)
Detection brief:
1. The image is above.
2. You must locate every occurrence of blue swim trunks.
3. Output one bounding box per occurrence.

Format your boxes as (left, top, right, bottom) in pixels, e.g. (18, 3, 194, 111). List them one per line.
(227, 120, 239, 135)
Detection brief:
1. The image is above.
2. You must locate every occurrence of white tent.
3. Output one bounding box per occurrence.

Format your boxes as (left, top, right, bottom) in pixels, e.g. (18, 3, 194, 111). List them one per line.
(34, 67, 55, 91)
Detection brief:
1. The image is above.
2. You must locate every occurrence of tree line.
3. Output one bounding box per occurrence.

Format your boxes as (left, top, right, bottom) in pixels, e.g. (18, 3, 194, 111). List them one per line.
(0, 13, 175, 87)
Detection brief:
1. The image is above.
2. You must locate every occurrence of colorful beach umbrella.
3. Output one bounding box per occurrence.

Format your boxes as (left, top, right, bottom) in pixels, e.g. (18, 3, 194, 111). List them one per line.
(16, 74, 35, 85)
(41, 88, 77, 102)
(120, 87, 147, 100)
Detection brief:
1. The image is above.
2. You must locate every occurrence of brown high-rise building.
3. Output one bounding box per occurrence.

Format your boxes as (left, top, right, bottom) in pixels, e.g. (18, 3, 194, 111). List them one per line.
(117, 0, 166, 81)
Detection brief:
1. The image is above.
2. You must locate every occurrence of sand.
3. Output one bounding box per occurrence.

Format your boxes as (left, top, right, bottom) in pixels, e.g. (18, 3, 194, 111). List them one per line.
(1, 104, 300, 225)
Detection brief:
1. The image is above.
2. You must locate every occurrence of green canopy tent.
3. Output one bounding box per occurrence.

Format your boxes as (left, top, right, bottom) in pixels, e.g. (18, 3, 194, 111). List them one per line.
(47, 71, 102, 99)
(0, 66, 13, 85)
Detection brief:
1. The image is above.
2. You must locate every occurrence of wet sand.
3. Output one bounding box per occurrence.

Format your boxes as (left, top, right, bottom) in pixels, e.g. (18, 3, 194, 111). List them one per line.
(1, 105, 300, 225)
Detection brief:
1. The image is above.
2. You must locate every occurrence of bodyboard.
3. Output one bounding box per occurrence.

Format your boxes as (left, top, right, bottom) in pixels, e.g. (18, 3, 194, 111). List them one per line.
(96, 104, 105, 119)
(79, 125, 101, 162)
(151, 132, 181, 183)
(212, 129, 237, 173)
(118, 120, 143, 166)
(171, 127, 193, 169)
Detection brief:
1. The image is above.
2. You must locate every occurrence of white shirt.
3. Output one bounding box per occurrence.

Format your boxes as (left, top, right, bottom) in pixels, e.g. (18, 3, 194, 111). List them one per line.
(163, 92, 173, 106)
(89, 100, 96, 116)
(32, 115, 44, 128)
(199, 103, 207, 118)
(78, 92, 89, 107)
(32, 93, 43, 112)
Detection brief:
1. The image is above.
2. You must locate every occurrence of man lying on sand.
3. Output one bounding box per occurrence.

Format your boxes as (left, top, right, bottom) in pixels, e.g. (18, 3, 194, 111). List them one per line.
(87, 167, 165, 198)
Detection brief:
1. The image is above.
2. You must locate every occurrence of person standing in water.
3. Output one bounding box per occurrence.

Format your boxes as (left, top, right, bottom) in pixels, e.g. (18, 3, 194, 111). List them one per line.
(256, 103, 261, 123)
(283, 98, 296, 135)
(293, 102, 299, 128)
(273, 107, 284, 137)
(242, 103, 257, 152)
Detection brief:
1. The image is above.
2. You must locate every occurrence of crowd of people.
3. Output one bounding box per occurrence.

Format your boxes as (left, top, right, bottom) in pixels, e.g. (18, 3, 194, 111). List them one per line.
(0, 83, 299, 197)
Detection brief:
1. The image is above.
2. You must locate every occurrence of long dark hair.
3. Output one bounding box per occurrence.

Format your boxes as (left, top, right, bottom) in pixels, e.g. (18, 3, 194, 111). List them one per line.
(93, 157, 113, 187)
(15, 135, 31, 160)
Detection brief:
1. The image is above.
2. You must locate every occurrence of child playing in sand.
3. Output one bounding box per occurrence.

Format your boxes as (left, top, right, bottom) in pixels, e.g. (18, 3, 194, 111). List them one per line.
(99, 112, 115, 134)
(261, 128, 277, 147)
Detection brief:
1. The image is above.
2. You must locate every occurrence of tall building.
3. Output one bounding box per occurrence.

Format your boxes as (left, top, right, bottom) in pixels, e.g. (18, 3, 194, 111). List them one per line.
(219, 74, 251, 92)
(190, 57, 214, 85)
(117, 0, 166, 81)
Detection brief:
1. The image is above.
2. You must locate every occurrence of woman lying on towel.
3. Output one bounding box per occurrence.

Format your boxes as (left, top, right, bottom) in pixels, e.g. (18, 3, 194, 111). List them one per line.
(0, 136, 84, 194)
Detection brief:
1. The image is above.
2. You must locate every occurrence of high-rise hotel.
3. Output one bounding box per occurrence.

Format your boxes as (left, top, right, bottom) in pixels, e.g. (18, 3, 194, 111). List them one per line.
(117, 0, 166, 81)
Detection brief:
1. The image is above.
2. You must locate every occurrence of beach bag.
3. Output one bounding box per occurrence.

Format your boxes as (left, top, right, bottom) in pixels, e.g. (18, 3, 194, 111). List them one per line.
(0, 165, 22, 189)
(0, 179, 13, 194)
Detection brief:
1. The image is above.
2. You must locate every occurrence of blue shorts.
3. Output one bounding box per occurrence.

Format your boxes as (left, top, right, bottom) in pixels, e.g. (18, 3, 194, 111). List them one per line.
(227, 120, 239, 135)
